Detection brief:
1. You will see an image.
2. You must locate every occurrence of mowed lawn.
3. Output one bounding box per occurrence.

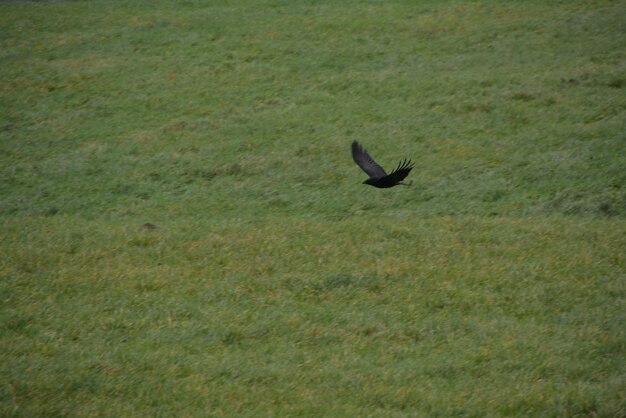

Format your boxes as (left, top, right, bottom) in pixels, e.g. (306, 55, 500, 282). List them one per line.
(1, 0, 624, 416)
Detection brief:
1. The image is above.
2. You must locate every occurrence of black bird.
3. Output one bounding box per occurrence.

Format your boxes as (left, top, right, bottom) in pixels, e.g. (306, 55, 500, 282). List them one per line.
(351, 141, 414, 188)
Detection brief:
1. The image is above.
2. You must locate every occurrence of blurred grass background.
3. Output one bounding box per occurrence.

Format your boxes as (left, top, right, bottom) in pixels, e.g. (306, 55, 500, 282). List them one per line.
(1, 0, 624, 416)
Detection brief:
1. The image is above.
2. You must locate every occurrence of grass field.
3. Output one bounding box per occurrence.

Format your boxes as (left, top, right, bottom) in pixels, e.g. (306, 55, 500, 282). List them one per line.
(1, 0, 625, 416)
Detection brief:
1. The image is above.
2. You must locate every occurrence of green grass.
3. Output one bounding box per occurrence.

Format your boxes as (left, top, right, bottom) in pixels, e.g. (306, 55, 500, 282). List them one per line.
(1, 0, 625, 416)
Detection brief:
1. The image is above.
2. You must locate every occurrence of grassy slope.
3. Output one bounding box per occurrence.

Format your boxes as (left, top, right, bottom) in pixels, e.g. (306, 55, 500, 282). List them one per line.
(1, 0, 625, 416)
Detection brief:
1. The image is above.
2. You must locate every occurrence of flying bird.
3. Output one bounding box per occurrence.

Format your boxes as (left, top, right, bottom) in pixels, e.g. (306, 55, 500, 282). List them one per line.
(351, 141, 414, 188)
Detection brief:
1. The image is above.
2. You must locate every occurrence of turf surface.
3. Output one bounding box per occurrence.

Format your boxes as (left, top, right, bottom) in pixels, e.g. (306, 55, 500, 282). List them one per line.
(1, 0, 624, 416)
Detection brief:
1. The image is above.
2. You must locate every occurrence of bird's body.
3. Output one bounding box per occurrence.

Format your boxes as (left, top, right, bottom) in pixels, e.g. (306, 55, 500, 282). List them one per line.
(351, 141, 414, 188)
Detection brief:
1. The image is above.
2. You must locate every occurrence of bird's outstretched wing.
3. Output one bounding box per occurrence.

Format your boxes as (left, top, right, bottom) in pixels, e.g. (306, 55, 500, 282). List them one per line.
(385, 159, 414, 183)
(351, 141, 387, 178)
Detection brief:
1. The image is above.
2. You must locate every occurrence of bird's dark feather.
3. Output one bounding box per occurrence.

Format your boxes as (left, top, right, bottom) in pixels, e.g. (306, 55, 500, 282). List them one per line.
(351, 141, 387, 178)
(385, 159, 413, 183)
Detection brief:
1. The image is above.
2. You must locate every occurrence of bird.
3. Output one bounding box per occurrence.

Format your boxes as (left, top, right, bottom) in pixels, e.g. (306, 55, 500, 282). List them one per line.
(351, 141, 414, 188)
